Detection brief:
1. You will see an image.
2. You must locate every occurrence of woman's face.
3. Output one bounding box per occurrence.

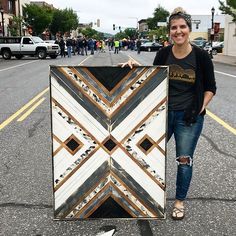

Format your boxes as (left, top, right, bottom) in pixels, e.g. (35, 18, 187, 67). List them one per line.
(169, 18, 190, 46)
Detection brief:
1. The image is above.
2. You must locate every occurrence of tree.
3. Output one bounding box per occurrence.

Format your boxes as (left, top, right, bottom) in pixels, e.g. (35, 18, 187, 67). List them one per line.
(123, 28, 137, 39)
(8, 15, 24, 36)
(146, 5, 169, 30)
(148, 27, 168, 41)
(50, 8, 78, 35)
(219, 0, 236, 22)
(114, 31, 127, 40)
(81, 27, 98, 38)
(23, 4, 54, 35)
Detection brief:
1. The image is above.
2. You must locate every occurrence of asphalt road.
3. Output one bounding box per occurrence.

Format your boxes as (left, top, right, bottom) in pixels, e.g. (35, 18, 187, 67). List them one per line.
(0, 51, 235, 236)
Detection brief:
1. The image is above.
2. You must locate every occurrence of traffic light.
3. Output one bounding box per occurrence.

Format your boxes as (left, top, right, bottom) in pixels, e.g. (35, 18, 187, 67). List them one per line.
(113, 24, 115, 30)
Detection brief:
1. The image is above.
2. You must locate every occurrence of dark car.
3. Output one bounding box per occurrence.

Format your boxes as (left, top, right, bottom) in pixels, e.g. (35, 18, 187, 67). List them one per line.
(140, 42, 163, 52)
(203, 42, 224, 55)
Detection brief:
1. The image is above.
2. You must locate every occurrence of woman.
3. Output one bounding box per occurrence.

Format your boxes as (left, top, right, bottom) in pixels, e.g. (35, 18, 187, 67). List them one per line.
(122, 7, 216, 220)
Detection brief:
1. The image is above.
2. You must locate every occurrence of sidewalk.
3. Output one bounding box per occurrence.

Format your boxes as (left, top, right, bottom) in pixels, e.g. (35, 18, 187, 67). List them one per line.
(212, 53, 236, 66)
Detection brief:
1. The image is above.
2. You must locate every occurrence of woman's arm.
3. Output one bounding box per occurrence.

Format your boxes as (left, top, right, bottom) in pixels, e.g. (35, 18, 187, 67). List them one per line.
(199, 91, 214, 113)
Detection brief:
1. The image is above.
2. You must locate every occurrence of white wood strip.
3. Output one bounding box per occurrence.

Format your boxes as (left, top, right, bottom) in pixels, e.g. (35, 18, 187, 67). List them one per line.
(51, 77, 109, 142)
(111, 78, 167, 141)
(145, 108, 166, 141)
(159, 139, 165, 150)
(146, 149, 165, 181)
(55, 147, 109, 209)
(52, 110, 72, 142)
(112, 148, 164, 208)
(124, 144, 165, 182)
(53, 139, 61, 151)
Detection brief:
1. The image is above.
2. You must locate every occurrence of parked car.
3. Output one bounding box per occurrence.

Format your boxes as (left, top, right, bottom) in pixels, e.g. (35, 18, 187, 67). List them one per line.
(0, 36, 59, 59)
(140, 42, 163, 52)
(203, 41, 224, 55)
(212, 41, 224, 54)
(191, 40, 207, 48)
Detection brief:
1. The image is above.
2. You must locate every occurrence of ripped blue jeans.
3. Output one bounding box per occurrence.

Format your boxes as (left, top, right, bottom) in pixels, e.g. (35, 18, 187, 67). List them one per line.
(168, 110, 204, 201)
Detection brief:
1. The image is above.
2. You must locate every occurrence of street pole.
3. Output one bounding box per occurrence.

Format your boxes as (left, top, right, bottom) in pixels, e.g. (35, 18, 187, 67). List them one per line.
(210, 7, 215, 58)
(0, 7, 4, 37)
(18, 0, 22, 36)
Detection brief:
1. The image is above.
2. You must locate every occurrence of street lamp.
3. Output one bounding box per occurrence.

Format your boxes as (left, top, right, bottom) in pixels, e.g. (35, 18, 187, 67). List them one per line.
(210, 7, 215, 58)
(0, 6, 4, 36)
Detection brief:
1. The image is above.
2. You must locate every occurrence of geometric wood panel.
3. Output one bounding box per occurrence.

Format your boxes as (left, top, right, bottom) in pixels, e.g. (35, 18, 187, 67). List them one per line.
(50, 66, 168, 219)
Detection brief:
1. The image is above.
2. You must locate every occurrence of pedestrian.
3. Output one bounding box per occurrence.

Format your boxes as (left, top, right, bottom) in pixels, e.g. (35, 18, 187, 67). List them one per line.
(66, 37, 72, 58)
(82, 37, 88, 56)
(121, 7, 216, 220)
(88, 38, 94, 55)
(59, 37, 65, 58)
(136, 38, 141, 54)
(114, 39, 119, 54)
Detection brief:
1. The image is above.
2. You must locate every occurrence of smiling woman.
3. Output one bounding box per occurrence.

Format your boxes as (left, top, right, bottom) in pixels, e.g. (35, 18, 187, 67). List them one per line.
(153, 6, 216, 220)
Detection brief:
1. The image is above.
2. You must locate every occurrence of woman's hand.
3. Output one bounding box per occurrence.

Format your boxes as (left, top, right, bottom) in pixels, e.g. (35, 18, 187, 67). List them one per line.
(199, 105, 205, 114)
(118, 59, 141, 69)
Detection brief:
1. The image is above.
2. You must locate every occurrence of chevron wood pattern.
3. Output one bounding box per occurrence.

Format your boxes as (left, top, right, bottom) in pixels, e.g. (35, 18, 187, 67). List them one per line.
(50, 66, 168, 219)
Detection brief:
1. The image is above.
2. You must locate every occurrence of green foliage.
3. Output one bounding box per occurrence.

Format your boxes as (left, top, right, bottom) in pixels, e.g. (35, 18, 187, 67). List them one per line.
(114, 28, 137, 40)
(50, 8, 78, 35)
(23, 4, 78, 36)
(148, 27, 168, 41)
(147, 5, 169, 30)
(123, 28, 137, 39)
(23, 4, 54, 35)
(114, 31, 128, 40)
(219, 0, 236, 22)
(81, 27, 98, 38)
(8, 15, 24, 36)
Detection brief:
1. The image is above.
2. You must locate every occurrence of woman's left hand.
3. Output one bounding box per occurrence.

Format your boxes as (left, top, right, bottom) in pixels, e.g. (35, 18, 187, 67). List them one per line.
(118, 59, 141, 69)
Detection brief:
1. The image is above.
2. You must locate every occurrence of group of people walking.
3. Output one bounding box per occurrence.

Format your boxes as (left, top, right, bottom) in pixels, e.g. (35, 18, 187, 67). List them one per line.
(55, 36, 97, 58)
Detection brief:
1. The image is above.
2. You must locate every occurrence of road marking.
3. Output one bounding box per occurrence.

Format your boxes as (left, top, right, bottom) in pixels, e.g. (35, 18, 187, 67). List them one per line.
(206, 109, 236, 135)
(128, 55, 142, 65)
(0, 60, 39, 72)
(96, 229, 115, 236)
(17, 97, 46, 121)
(215, 70, 236, 78)
(0, 87, 49, 130)
(78, 55, 92, 65)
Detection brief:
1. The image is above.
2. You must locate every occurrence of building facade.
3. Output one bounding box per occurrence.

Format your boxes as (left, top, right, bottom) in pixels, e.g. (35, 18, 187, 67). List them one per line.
(223, 15, 236, 56)
(0, 0, 30, 36)
(190, 15, 225, 41)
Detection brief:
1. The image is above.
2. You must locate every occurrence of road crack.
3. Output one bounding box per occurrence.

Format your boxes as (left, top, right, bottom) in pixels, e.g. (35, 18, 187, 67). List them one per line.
(28, 116, 45, 138)
(201, 133, 236, 159)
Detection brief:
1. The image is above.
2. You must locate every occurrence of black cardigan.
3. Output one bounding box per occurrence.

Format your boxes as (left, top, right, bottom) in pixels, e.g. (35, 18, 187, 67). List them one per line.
(153, 45, 217, 125)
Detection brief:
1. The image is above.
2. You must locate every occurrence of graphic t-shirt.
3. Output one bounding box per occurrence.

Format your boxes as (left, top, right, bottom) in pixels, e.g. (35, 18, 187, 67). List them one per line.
(166, 49, 196, 110)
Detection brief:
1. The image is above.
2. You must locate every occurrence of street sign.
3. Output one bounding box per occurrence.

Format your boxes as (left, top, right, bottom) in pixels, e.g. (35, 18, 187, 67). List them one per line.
(157, 22, 167, 27)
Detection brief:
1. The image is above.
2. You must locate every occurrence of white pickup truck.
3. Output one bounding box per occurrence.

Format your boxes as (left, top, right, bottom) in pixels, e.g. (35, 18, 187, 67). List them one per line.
(0, 36, 60, 59)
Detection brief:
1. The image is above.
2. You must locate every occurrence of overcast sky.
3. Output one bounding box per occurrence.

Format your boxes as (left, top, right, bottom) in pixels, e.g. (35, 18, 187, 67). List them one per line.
(43, 0, 222, 34)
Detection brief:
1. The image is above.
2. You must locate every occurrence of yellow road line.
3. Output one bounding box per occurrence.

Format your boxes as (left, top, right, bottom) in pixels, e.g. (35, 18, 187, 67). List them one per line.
(206, 109, 236, 135)
(0, 87, 49, 130)
(17, 97, 46, 122)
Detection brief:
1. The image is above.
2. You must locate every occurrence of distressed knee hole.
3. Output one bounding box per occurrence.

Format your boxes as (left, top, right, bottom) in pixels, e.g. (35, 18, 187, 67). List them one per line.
(176, 156, 192, 166)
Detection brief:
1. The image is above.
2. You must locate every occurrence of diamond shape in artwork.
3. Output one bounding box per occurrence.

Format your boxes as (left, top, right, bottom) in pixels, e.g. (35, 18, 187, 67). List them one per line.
(64, 135, 83, 155)
(103, 137, 117, 153)
(138, 135, 156, 155)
